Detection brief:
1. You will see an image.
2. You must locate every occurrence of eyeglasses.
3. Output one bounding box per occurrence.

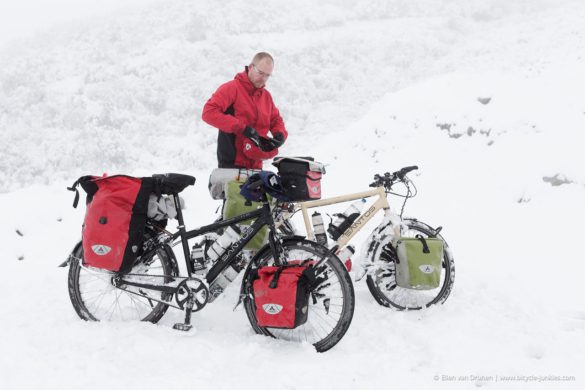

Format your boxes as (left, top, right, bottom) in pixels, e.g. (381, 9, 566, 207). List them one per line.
(251, 64, 272, 78)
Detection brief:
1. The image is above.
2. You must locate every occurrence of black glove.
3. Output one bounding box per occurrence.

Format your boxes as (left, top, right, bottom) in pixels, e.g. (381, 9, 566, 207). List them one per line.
(243, 126, 260, 146)
(270, 133, 285, 148)
(258, 136, 277, 152)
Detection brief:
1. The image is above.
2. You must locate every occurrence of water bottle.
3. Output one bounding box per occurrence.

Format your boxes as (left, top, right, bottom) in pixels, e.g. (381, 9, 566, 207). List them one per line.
(207, 225, 242, 262)
(208, 262, 243, 300)
(311, 212, 328, 245)
(190, 241, 210, 274)
(337, 245, 355, 272)
(327, 199, 366, 240)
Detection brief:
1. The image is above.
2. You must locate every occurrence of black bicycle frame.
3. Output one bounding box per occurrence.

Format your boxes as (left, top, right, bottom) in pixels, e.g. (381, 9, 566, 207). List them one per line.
(170, 193, 279, 284)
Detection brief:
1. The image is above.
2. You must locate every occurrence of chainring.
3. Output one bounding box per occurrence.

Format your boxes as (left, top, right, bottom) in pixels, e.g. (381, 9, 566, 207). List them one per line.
(175, 277, 209, 312)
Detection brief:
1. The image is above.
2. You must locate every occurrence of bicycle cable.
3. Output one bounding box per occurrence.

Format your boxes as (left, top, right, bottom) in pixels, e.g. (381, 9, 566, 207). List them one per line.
(399, 182, 411, 218)
(386, 178, 418, 198)
(386, 178, 418, 218)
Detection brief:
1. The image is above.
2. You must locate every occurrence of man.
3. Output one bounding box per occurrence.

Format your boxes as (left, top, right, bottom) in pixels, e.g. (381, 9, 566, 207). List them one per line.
(202, 53, 287, 251)
(202, 52, 287, 170)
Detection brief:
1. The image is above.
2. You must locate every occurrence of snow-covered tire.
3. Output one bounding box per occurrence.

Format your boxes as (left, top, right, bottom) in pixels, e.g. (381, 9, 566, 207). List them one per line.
(366, 219, 455, 310)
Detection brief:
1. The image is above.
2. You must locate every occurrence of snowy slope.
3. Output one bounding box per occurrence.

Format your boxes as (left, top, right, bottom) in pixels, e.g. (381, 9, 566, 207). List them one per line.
(2, 0, 585, 389)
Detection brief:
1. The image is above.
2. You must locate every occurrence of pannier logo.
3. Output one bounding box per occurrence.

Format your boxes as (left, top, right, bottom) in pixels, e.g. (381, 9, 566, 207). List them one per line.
(92, 245, 111, 256)
(262, 303, 283, 315)
(311, 186, 319, 193)
(419, 265, 435, 274)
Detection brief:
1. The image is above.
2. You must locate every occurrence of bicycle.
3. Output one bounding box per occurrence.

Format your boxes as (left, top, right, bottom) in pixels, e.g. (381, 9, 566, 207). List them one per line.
(62, 173, 355, 352)
(273, 166, 455, 310)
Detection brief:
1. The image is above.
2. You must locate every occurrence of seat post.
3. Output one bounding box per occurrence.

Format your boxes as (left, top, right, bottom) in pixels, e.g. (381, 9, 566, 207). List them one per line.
(173, 192, 194, 276)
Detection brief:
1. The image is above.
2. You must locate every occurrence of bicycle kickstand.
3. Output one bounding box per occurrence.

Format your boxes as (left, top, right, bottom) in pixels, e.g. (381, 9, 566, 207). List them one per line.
(173, 295, 195, 332)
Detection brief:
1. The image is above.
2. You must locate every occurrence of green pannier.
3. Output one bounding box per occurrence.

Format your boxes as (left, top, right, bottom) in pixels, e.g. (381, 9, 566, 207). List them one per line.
(394, 236, 444, 290)
(223, 180, 268, 251)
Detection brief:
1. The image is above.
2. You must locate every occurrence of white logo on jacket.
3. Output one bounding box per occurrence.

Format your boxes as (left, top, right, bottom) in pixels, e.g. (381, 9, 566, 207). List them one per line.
(262, 303, 283, 315)
(419, 265, 435, 274)
(91, 245, 111, 256)
(245, 143, 252, 151)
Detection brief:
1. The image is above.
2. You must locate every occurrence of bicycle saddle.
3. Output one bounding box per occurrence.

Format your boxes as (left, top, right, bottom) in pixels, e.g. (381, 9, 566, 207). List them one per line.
(152, 173, 196, 194)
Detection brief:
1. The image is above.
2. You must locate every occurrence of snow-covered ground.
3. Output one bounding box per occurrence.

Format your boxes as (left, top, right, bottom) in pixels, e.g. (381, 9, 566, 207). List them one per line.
(1, 0, 584, 389)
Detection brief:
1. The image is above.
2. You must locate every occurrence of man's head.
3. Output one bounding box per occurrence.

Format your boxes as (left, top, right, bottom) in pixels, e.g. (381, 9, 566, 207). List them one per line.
(248, 52, 274, 89)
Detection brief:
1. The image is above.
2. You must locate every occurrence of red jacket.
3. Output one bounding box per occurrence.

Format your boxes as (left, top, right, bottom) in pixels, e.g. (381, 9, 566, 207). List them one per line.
(202, 68, 288, 169)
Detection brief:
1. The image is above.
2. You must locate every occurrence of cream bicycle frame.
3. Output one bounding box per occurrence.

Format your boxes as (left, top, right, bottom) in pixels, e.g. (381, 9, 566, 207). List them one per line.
(293, 186, 397, 248)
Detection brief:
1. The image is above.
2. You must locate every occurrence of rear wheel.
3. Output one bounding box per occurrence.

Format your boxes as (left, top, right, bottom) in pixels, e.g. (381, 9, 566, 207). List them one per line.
(242, 240, 355, 352)
(67, 232, 176, 323)
(366, 219, 455, 310)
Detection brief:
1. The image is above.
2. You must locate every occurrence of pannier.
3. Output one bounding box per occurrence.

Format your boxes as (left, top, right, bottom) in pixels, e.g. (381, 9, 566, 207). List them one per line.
(71, 175, 155, 273)
(223, 180, 268, 251)
(272, 157, 325, 201)
(68, 173, 195, 273)
(252, 264, 320, 329)
(394, 235, 444, 290)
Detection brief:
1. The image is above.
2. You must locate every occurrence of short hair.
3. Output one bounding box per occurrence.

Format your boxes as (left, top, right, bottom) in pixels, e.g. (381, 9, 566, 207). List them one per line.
(251, 52, 274, 65)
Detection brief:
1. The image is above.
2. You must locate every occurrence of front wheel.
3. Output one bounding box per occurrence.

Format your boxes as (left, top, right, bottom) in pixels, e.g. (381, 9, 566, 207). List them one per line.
(366, 219, 455, 310)
(242, 240, 355, 352)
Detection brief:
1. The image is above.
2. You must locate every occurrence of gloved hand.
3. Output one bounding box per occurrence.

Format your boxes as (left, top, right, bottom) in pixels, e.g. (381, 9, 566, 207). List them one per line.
(258, 136, 277, 152)
(270, 132, 285, 148)
(243, 126, 260, 146)
(257, 132, 285, 152)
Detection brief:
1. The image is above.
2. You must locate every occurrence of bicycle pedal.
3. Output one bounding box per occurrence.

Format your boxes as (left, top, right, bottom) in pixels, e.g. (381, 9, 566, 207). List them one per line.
(172, 323, 193, 332)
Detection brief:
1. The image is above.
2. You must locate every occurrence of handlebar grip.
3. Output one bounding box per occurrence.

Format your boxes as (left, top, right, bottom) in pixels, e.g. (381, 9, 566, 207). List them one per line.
(397, 165, 419, 178)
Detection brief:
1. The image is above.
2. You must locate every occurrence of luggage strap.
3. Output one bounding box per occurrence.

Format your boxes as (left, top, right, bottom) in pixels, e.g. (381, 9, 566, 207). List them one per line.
(267, 261, 315, 289)
(67, 175, 94, 208)
(269, 267, 285, 289)
(415, 234, 430, 254)
(67, 179, 81, 209)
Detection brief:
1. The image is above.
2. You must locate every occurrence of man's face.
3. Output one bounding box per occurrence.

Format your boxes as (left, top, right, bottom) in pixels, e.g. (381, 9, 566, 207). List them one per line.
(248, 58, 273, 88)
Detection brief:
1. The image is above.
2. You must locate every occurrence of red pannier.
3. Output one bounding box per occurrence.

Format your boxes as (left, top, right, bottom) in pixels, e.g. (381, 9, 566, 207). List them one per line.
(252, 265, 319, 329)
(70, 175, 155, 273)
(272, 157, 326, 201)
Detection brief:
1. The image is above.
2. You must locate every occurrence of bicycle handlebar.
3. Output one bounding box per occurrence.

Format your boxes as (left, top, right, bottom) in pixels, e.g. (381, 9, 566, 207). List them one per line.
(369, 165, 419, 189)
(396, 165, 418, 179)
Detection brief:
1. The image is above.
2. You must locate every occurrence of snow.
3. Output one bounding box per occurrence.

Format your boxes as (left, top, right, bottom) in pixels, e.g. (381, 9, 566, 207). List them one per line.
(1, 0, 584, 388)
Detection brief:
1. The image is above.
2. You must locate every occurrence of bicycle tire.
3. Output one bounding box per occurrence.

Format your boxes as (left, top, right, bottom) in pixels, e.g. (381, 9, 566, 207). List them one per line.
(67, 231, 177, 323)
(242, 239, 355, 352)
(366, 219, 455, 310)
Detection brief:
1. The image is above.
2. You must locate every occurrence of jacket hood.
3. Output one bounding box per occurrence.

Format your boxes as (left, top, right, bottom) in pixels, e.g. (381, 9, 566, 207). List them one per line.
(235, 67, 264, 95)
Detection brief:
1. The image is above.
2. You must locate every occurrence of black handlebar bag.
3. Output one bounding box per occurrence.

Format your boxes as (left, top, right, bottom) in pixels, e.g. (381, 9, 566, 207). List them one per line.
(272, 157, 326, 201)
(69, 175, 155, 274)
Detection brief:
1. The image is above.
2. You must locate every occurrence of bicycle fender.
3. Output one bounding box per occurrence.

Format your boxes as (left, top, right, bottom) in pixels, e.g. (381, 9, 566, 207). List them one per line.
(160, 244, 180, 277)
(59, 241, 82, 267)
